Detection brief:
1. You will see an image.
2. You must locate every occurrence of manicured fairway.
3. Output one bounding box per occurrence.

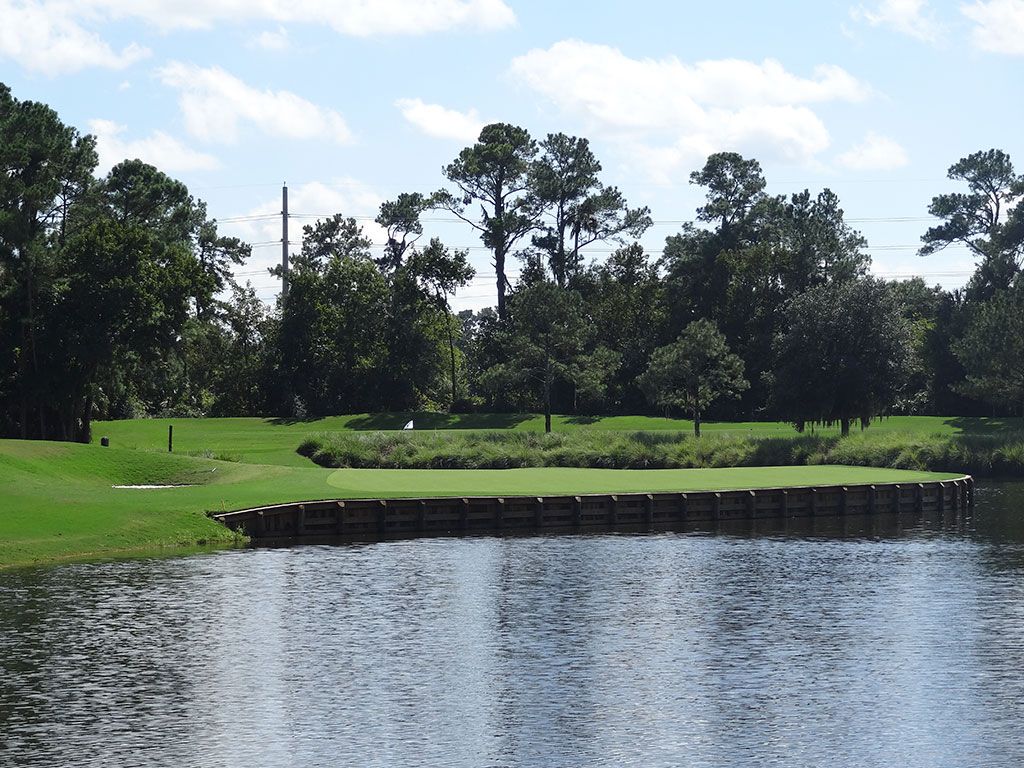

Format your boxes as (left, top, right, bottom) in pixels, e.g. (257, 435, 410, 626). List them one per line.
(91, 413, 1023, 467)
(1, 439, 963, 569)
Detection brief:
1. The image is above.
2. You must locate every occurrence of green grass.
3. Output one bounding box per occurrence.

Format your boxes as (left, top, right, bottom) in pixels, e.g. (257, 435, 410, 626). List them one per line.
(92, 413, 1024, 467)
(325, 465, 961, 497)
(1, 438, 961, 569)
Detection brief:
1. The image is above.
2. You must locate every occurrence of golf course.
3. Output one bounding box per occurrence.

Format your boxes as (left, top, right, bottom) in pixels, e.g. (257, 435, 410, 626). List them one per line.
(2, 413, 1011, 569)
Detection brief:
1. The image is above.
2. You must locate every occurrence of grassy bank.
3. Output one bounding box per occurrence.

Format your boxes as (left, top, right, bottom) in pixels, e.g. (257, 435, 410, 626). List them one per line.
(92, 413, 1023, 467)
(1, 438, 961, 569)
(299, 428, 1024, 477)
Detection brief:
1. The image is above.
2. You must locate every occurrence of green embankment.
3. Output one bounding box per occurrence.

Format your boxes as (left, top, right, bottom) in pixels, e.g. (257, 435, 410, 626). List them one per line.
(1, 438, 961, 569)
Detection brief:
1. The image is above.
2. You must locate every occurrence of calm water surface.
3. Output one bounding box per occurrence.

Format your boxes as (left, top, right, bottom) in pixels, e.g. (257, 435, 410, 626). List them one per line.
(2, 482, 1024, 767)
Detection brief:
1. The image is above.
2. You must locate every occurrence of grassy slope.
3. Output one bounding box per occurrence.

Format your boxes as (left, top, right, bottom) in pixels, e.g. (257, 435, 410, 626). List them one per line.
(1, 439, 961, 569)
(92, 414, 1023, 466)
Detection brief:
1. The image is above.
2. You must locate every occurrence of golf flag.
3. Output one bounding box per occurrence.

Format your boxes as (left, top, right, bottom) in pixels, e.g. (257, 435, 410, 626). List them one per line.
(403, 420, 414, 430)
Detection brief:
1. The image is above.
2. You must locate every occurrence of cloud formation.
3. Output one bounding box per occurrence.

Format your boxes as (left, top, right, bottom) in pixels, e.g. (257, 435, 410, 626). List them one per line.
(0, 0, 149, 76)
(836, 131, 910, 170)
(158, 62, 353, 145)
(962, 0, 1024, 54)
(249, 27, 290, 52)
(509, 40, 871, 181)
(849, 0, 942, 41)
(395, 98, 484, 142)
(89, 119, 221, 174)
(0, 0, 514, 74)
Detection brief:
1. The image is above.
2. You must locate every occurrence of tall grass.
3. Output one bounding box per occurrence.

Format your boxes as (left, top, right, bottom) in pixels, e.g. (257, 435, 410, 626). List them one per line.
(296, 429, 1024, 477)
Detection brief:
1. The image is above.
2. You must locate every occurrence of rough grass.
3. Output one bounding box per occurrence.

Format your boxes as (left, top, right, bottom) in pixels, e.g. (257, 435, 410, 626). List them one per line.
(299, 429, 1024, 476)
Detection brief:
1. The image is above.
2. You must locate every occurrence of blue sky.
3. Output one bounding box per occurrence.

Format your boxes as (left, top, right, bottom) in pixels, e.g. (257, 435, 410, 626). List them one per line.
(2, 0, 1022, 309)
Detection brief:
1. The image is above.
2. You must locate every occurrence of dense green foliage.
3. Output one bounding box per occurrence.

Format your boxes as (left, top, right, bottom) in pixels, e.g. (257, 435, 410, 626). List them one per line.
(297, 427, 1023, 476)
(3, 82, 1024, 438)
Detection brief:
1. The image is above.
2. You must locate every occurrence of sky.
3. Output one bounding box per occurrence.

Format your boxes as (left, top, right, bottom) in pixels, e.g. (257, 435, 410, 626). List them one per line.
(2, 0, 1022, 310)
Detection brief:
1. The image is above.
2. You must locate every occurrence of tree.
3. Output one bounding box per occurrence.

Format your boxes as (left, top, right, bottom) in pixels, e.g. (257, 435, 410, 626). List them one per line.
(953, 285, 1024, 414)
(577, 243, 666, 411)
(0, 83, 97, 438)
(438, 123, 539, 319)
(662, 153, 768, 331)
(771, 277, 912, 436)
(407, 238, 474, 408)
(638, 320, 748, 436)
(478, 281, 591, 432)
(529, 133, 651, 287)
(277, 217, 389, 414)
(375, 192, 435, 273)
(920, 149, 1024, 300)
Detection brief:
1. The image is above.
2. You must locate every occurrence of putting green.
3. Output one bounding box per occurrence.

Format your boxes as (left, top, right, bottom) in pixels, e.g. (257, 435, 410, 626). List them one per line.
(324, 465, 961, 498)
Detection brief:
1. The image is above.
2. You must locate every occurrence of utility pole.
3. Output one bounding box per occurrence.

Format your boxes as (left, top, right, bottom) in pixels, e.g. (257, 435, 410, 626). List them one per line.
(281, 182, 289, 299)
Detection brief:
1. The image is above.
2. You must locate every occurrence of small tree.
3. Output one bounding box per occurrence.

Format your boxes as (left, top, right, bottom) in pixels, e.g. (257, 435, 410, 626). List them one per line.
(478, 281, 589, 432)
(638, 320, 748, 436)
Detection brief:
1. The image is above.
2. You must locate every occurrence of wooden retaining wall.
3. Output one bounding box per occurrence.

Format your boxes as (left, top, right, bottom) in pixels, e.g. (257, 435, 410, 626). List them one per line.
(212, 476, 974, 541)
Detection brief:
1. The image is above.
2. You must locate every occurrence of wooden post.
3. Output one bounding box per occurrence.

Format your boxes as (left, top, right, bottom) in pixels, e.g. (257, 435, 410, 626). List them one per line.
(645, 494, 655, 527)
(679, 493, 688, 523)
(893, 484, 902, 514)
(336, 501, 346, 535)
(809, 488, 817, 517)
(868, 485, 877, 514)
(256, 510, 266, 537)
(967, 477, 975, 508)
(712, 492, 721, 522)
(168, 424, 173, 453)
(915, 484, 925, 515)
(840, 487, 848, 516)
(495, 498, 505, 530)
(417, 500, 427, 532)
(377, 500, 388, 535)
(535, 497, 545, 528)
(460, 498, 470, 531)
(572, 496, 582, 527)
(609, 495, 618, 526)
(296, 504, 306, 536)
(745, 490, 756, 519)
(781, 490, 789, 517)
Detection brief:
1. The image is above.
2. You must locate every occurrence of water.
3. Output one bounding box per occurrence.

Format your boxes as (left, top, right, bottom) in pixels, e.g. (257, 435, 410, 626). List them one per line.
(2, 483, 1024, 768)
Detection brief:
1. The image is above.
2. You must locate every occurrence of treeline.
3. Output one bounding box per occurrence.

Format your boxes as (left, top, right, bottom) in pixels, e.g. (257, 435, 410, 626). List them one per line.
(2, 84, 1023, 441)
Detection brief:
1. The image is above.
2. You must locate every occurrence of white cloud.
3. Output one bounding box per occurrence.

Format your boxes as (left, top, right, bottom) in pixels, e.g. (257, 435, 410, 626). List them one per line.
(509, 40, 870, 181)
(1, 0, 513, 74)
(249, 27, 290, 51)
(157, 62, 352, 145)
(89, 119, 221, 174)
(836, 131, 910, 170)
(37, 0, 515, 35)
(395, 98, 484, 142)
(962, 0, 1024, 54)
(0, 0, 149, 75)
(850, 0, 943, 41)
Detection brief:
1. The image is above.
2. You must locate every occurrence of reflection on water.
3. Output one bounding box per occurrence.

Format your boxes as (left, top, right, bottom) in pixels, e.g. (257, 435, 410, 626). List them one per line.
(2, 482, 1024, 768)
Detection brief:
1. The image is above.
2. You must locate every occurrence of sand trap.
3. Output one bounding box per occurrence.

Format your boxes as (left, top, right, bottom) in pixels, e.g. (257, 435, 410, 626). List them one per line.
(111, 485, 195, 489)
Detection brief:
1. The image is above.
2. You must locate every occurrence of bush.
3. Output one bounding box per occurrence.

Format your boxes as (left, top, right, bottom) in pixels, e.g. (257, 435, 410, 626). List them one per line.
(295, 429, 1024, 476)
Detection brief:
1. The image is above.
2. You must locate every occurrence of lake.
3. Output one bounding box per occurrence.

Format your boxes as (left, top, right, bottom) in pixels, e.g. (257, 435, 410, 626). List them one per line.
(2, 481, 1023, 767)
